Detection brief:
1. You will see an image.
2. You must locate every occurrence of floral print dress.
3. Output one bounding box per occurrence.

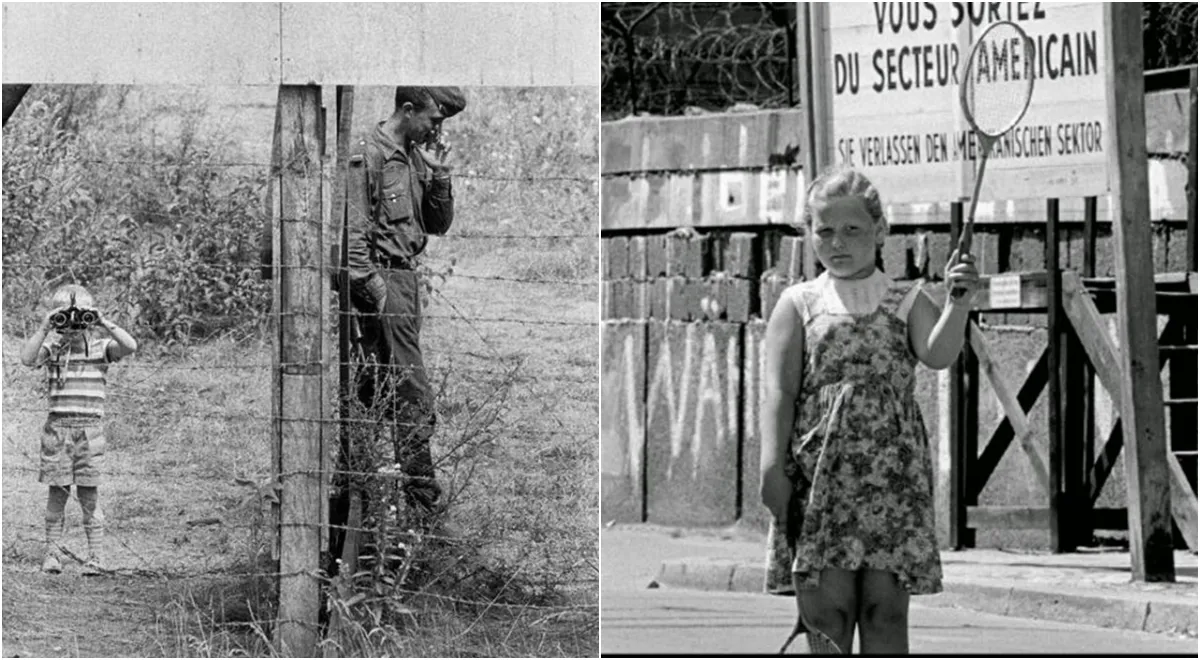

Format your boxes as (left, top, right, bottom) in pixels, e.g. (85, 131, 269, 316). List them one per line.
(765, 270, 943, 596)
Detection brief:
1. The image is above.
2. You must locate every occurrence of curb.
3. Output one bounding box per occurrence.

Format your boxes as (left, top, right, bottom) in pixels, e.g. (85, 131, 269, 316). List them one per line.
(654, 558, 1198, 638)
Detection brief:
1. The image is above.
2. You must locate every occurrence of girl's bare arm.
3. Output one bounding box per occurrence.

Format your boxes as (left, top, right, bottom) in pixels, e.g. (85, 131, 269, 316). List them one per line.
(909, 251, 979, 369)
(760, 294, 806, 519)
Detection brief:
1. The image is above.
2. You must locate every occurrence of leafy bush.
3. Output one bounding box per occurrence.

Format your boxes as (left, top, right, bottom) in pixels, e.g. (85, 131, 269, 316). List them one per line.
(2, 86, 270, 343)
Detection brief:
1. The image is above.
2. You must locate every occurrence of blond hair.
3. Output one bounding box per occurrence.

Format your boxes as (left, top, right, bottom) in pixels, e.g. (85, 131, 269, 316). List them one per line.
(802, 167, 888, 240)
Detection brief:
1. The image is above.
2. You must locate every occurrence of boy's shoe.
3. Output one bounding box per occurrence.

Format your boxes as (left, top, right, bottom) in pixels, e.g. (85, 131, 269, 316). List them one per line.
(41, 552, 62, 574)
(81, 556, 104, 576)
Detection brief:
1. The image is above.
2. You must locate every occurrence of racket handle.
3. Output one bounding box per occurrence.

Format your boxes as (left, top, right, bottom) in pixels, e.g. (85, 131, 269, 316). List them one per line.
(957, 221, 974, 256)
(953, 138, 989, 300)
(949, 224, 975, 300)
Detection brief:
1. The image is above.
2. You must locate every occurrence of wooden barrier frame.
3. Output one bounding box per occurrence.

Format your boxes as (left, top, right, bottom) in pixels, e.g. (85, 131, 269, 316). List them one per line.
(891, 3, 1185, 579)
(1061, 271, 1199, 551)
(947, 269, 1198, 554)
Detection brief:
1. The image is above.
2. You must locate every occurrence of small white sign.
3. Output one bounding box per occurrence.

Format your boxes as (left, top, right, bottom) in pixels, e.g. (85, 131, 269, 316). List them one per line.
(989, 274, 1022, 309)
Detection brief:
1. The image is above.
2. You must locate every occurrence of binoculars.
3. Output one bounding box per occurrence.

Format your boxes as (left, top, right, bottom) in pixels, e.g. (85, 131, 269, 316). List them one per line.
(50, 295, 99, 331)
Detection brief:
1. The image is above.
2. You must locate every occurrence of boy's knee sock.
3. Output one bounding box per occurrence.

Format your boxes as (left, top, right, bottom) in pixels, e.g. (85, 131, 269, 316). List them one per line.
(77, 486, 103, 557)
(45, 486, 69, 552)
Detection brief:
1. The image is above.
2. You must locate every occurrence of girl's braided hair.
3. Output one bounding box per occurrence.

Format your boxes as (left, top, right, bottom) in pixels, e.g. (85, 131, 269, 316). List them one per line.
(801, 166, 888, 242)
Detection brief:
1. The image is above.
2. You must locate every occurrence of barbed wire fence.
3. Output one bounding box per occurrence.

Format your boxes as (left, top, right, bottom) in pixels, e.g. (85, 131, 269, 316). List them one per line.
(1, 85, 598, 656)
(601, 2, 798, 120)
(601, 2, 1196, 121)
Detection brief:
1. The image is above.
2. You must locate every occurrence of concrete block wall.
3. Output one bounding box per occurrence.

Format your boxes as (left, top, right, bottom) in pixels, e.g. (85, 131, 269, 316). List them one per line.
(601, 230, 810, 323)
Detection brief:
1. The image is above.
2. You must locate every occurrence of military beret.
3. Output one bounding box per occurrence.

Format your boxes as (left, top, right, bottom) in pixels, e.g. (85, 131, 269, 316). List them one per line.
(394, 86, 467, 118)
(426, 86, 466, 118)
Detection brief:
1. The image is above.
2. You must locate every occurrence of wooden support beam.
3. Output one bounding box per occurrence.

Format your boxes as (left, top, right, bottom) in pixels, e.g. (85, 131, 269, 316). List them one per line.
(318, 88, 334, 562)
(1090, 419, 1124, 504)
(266, 100, 283, 566)
(971, 348, 1050, 501)
(1166, 309, 1197, 552)
(1105, 2, 1175, 581)
(1046, 198, 1069, 552)
(1081, 196, 1098, 542)
(1167, 452, 1198, 552)
(1060, 272, 1124, 400)
(261, 103, 284, 280)
(967, 323, 1050, 495)
(968, 506, 1129, 531)
(949, 202, 973, 548)
(274, 84, 324, 657)
(329, 86, 356, 582)
(1061, 313, 1088, 550)
(1187, 67, 1197, 272)
(1088, 319, 1185, 501)
(796, 1, 827, 280)
(930, 271, 1050, 312)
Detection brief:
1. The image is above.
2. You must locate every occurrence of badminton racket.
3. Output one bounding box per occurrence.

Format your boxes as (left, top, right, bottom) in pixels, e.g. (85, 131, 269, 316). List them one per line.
(953, 20, 1035, 298)
(778, 624, 843, 655)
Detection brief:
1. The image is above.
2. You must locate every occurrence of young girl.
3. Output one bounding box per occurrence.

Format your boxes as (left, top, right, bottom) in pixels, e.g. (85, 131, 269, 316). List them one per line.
(19, 284, 138, 575)
(760, 168, 979, 654)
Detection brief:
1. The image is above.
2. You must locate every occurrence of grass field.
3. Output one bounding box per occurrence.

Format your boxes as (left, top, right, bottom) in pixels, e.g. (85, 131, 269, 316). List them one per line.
(2, 86, 598, 657)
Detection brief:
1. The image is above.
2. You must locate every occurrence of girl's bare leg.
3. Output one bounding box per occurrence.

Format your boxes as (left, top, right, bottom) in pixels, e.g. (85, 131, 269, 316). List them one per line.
(794, 568, 857, 654)
(857, 569, 910, 654)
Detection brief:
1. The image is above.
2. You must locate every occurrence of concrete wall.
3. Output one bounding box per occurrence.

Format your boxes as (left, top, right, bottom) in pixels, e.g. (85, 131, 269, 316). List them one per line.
(3, 3, 597, 86)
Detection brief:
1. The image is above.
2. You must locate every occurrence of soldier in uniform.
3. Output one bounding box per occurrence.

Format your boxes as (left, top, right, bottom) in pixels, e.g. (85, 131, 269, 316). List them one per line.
(347, 86, 467, 519)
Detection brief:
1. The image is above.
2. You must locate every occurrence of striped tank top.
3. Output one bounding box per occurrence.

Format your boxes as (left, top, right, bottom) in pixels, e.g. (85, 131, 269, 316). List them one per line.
(40, 336, 114, 419)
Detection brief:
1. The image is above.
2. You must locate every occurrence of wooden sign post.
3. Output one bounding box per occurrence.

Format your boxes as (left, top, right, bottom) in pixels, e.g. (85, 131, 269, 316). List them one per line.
(1104, 2, 1175, 582)
(796, 1, 832, 280)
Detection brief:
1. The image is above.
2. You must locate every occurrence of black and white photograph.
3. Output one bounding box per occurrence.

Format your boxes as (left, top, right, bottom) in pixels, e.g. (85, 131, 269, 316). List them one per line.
(2, 3, 598, 657)
(3, 1, 1199, 658)
(599, 1, 1197, 656)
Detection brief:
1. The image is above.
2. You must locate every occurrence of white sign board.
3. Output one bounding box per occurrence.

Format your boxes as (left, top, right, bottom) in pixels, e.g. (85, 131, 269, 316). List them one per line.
(820, 2, 1109, 204)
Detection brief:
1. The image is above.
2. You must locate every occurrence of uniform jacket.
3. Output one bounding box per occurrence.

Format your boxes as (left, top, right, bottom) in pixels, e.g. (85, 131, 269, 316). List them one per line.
(347, 122, 454, 302)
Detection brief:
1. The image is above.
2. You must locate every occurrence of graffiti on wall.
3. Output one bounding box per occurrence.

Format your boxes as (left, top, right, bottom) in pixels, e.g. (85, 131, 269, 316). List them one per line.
(646, 323, 740, 482)
(601, 326, 646, 480)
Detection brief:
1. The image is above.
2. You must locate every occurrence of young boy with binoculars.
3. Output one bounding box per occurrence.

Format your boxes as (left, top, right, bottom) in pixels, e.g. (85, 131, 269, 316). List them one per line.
(19, 284, 138, 575)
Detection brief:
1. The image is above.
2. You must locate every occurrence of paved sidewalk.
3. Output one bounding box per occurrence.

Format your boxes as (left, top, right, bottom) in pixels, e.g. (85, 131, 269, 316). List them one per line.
(607, 523, 1198, 638)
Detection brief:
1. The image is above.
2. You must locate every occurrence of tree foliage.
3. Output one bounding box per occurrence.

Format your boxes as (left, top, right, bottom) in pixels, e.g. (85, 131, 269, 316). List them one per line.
(3, 86, 270, 343)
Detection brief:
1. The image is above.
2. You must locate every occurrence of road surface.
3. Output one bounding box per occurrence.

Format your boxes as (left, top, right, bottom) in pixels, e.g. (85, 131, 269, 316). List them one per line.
(601, 526, 1197, 655)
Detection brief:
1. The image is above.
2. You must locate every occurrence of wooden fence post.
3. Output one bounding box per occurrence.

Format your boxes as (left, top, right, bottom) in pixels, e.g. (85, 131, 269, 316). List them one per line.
(274, 84, 326, 656)
(796, 1, 829, 280)
(1080, 196, 1098, 544)
(1187, 67, 1197, 272)
(1104, 3, 1175, 582)
(948, 201, 974, 549)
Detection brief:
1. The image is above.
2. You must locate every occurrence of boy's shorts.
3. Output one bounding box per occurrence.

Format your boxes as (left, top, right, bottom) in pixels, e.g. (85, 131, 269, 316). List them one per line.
(39, 419, 106, 487)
